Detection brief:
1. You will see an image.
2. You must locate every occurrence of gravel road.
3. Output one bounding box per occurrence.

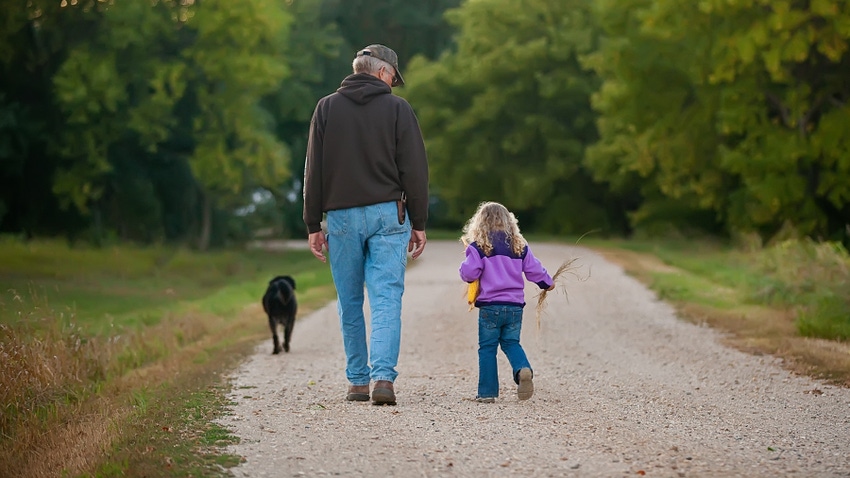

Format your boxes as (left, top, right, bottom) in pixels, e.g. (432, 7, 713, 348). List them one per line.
(218, 240, 850, 477)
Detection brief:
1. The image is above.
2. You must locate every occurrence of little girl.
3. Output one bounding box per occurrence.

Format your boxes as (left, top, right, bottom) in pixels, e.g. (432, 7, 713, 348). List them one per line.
(459, 201, 554, 402)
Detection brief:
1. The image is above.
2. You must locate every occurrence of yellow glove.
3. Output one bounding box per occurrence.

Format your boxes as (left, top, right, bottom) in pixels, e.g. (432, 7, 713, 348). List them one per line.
(467, 279, 479, 311)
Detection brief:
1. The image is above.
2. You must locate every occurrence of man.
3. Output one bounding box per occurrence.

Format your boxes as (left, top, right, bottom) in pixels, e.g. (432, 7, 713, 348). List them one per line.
(302, 44, 429, 406)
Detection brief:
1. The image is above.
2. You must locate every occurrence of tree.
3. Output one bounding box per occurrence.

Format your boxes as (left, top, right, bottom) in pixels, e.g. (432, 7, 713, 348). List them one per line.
(319, 0, 461, 80)
(585, 0, 850, 240)
(1, 0, 466, 243)
(46, 0, 299, 248)
(181, 0, 293, 249)
(0, 0, 100, 237)
(262, 0, 343, 238)
(404, 0, 626, 234)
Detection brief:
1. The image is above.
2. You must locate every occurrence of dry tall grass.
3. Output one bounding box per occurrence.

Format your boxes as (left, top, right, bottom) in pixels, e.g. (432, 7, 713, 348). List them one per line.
(534, 258, 589, 328)
(0, 291, 113, 435)
(0, 290, 224, 477)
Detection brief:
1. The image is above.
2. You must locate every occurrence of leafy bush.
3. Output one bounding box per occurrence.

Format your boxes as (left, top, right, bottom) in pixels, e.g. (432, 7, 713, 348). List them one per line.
(752, 239, 850, 341)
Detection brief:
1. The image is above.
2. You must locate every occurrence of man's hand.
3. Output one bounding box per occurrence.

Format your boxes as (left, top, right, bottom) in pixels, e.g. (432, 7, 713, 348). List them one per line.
(408, 229, 427, 260)
(308, 231, 328, 262)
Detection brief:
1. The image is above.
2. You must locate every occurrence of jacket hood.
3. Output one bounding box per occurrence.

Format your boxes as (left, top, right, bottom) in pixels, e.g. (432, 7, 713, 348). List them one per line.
(337, 73, 391, 105)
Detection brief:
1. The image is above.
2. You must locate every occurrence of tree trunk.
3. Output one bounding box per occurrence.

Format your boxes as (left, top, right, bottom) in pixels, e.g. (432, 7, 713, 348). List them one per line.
(198, 191, 212, 251)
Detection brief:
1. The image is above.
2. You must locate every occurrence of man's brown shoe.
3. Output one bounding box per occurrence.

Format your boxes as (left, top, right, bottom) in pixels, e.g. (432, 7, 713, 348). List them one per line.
(371, 380, 396, 406)
(346, 384, 370, 402)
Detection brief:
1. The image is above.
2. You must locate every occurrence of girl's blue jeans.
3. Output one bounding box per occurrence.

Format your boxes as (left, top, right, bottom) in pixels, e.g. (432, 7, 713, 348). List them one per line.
(477, 304, 532, 398)
(326, 201, 410, 386)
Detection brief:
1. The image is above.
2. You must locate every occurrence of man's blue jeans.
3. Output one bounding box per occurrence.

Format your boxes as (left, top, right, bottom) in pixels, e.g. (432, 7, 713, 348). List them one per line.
(477, 305, 532, 398)
(326, 201, 410, 386)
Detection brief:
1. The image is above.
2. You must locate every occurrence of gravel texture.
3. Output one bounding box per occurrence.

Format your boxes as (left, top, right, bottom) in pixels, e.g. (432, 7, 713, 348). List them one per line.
(217, 240, 850, 477)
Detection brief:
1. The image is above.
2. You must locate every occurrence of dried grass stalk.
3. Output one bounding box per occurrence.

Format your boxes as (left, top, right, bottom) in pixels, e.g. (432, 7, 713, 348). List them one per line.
(534, 258, 589, 329)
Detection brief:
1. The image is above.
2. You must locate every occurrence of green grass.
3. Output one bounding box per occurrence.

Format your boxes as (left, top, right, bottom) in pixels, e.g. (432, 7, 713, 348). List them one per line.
(649, 270, 742, 309)
(0, 238, 319, 334)
(89, 381, 247, 477)
(592, 236, 850, 341)
(649, 253, 786, 309)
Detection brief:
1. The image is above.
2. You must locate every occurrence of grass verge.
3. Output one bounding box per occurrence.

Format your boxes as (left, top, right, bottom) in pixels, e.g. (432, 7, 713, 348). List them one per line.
(0, 238, 336, 477)
(587, 238, 850, 387)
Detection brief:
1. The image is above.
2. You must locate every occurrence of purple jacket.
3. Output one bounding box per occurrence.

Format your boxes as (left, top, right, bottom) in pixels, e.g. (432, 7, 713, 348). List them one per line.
(459, 233, 553, 307)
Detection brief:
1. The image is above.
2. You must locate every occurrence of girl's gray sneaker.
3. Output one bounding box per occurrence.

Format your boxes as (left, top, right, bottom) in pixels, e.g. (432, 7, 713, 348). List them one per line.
(476, 397, 495, 403)
(517, 368, 533, 400)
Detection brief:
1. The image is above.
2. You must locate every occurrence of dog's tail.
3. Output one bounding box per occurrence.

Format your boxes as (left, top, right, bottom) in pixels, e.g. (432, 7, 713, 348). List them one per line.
(275, 280, 292, 305)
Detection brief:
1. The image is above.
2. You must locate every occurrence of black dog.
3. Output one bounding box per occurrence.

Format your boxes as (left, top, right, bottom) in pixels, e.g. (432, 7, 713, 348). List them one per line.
(262, 275, 297, 354)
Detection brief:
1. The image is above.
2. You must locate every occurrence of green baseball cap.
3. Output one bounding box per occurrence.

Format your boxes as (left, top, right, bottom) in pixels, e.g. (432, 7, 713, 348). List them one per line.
(356, 44, 405, 87)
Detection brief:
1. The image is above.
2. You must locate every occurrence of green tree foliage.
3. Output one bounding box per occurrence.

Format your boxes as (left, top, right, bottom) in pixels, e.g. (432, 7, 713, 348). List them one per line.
(586, 0, 850, 240)
(182, 0, 294, 248)
(0, 0, 467, 244)
(320, 0, 461, 81)
(0, 0, 336, 247)
(263, 0, 342, 238)
(49, 0, 298, 248)
(0, 0, 96, 237)
(5, 0, 849, 245)
(404, 0, 627, 234)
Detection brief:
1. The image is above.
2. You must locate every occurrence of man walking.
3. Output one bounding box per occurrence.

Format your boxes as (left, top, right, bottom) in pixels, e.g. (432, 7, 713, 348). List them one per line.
(302, 44, 429, 405)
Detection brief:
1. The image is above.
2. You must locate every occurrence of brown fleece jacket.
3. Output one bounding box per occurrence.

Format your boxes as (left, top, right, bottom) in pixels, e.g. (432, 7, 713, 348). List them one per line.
(302, 73, 429, 233)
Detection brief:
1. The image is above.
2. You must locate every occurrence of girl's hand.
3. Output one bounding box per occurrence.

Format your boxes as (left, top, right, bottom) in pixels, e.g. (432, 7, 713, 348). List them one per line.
(546, 284, 555, 291)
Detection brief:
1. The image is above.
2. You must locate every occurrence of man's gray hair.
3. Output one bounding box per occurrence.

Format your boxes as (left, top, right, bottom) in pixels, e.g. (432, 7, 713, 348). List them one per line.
(353, 55, 393, 76)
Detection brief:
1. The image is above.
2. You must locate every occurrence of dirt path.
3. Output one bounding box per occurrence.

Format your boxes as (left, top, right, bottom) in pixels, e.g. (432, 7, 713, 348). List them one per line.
(218, 240, 850, 477)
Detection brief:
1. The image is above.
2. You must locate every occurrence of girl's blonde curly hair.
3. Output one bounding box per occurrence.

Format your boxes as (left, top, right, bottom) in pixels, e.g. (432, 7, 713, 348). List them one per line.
(460, 201, 527, 257)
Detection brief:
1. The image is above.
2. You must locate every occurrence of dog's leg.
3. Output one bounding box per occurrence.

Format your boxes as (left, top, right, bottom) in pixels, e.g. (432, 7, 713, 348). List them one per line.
(269, 316, 281, 354)
(283, 315, 294, 353)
